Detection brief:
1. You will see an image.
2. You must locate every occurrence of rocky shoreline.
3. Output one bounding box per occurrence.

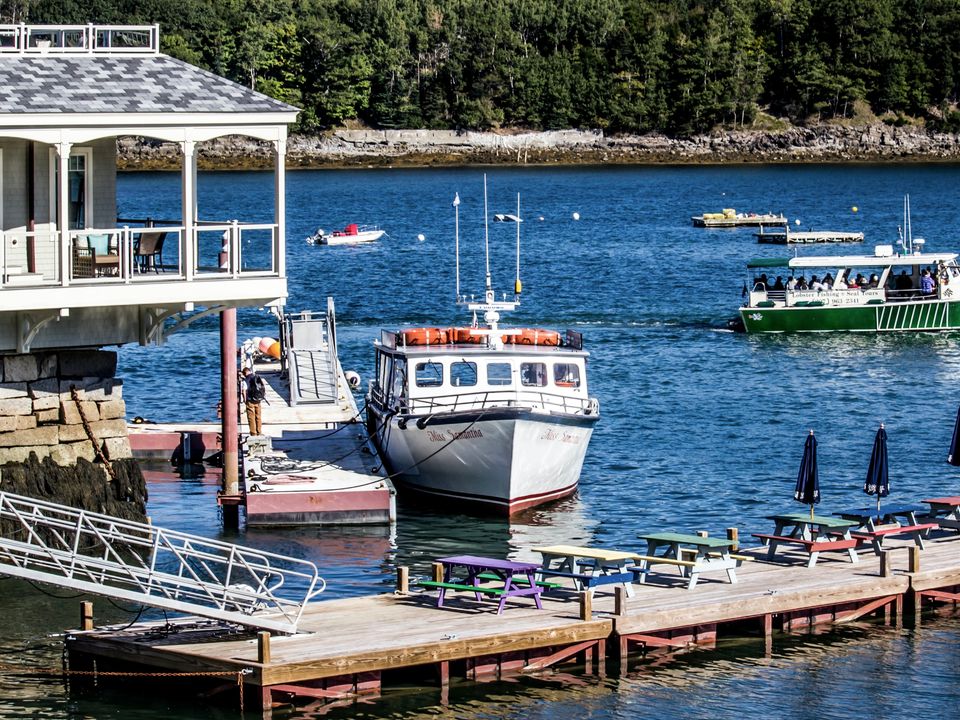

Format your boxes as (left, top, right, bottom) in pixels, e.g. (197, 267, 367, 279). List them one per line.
(117, 124, 960, 171)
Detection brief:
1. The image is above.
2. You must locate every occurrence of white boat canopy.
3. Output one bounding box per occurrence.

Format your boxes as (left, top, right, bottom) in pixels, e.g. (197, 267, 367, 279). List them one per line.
(747, 252, 958, 270)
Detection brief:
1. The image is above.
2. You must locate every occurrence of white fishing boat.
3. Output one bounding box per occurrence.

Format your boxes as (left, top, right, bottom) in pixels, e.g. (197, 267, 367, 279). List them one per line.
(307, 223, 385, 245)
(365, 184, 600, 514)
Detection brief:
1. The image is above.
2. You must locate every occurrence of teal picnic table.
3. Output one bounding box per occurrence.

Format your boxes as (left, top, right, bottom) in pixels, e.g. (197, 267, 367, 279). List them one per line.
(635, 532, 741, 590)
(753, 513, 861, 568)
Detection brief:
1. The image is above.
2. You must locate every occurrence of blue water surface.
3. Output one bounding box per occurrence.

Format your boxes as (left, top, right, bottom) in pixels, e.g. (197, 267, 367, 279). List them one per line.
(2, 164, 960, 718)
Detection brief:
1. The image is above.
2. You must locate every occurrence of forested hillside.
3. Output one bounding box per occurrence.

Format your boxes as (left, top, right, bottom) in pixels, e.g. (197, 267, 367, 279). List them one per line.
(11, 0, 960, 136)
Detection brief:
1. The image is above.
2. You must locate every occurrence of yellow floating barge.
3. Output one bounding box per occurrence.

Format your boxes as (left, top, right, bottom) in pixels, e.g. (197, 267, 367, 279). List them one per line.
(692, 209, 787, 227)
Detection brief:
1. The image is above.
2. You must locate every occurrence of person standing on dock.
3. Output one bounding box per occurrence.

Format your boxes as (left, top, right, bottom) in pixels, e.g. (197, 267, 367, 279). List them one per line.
(241, 367, 266, 436)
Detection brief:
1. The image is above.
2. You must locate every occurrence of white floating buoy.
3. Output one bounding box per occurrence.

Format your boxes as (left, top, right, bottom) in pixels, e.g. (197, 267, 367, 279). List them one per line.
(794, 219, 801, 226)
(345, 370, 361, 389)
(572, 212, 580, 221)
(417, 233, 425, 242)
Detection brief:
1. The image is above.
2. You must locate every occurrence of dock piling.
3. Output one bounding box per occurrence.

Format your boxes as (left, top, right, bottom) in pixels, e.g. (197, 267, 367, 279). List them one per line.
(431, 562, 444, 583)
(396, 566, 409, 594)
(257, 631, 271, 664)
(908, 546, 921, 573)
(880, 550, 892, 577)
(614, 585, 627, 616)
(726, 527, 739, 551)
(80, 601, 94, 631)
(579, 591, 592, 620)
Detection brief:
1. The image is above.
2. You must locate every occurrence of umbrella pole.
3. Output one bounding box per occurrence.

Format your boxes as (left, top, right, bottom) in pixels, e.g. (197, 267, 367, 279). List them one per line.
(809, 504, 814, 521)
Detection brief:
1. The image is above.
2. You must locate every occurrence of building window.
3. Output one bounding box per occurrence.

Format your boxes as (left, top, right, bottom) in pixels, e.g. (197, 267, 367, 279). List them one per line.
(50, 147, 92, 229)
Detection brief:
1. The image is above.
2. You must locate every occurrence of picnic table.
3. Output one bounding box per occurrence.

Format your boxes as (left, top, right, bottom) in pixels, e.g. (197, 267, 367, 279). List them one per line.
(419, 555, 544, 614)
(634, 532, 742, 590)
(532, 544, 638, 597)
(834, 505, 938, 554)
(921, 496, 960, 533)
(752, 513, 860, 568)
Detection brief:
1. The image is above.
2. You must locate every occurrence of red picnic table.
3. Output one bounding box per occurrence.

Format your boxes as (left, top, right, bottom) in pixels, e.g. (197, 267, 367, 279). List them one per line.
(921, 496, 960, 533)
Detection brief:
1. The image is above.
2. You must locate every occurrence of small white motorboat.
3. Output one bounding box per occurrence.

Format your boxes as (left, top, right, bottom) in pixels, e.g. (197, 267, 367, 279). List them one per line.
(307, 223, 385, 245)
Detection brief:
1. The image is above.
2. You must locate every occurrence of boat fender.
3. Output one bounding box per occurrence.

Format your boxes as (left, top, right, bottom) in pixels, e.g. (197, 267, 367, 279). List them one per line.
(397, 417, 408, 430)
(345, 370, 361, 389)
(416, 416, 431, 429)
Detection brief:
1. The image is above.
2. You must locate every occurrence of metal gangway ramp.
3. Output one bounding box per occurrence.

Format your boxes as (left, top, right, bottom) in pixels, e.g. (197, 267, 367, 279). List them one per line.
(0, 491, 325, 634)
(285, 299, 348, 407)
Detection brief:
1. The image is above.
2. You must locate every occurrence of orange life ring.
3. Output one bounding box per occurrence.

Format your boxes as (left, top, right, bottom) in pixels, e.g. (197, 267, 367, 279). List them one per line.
(450, 327, 483, 344)
(401, 327, 447, 345)
(515, 328, 561, 346)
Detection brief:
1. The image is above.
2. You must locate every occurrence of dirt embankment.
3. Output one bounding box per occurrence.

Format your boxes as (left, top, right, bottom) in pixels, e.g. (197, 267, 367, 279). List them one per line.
(117, 125, 960, 171)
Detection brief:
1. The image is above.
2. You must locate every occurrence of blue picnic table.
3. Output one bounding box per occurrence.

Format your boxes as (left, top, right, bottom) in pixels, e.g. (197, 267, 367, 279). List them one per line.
(834, 505, 938, 554)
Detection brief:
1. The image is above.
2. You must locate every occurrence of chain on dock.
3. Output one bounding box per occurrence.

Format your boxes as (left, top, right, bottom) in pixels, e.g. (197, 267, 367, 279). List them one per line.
(0, 662, 250, 710)
(70, 386, 117, 481)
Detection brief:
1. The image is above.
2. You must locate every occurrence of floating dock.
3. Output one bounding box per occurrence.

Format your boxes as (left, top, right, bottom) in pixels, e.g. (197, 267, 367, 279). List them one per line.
(64, 530, 960, 714)
(692, 210, 787, 228)
(756, 230, 865, 244)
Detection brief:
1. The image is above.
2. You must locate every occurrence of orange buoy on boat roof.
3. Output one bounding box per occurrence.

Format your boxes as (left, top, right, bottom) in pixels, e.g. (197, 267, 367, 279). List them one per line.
(514, 328, 561, 346)
(401, 327, 448, 345)
(450, 327, 484, 344)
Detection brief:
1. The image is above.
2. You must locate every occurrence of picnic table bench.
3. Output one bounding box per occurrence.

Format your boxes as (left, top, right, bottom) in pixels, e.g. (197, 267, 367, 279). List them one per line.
(753, 513, 860, 568)
(533, 544, 639, 597)
(835, 505, 938, 554)
(635, 532, 742, 589)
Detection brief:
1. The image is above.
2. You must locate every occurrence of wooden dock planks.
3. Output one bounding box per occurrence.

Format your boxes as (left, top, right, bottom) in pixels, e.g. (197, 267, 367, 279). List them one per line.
(65, 531, 960, 702)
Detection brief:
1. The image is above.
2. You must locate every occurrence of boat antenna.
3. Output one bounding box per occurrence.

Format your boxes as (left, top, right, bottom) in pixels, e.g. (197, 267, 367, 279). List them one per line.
(514, 192, 522, 297)
(453, 192, 461, 301)
(483, 174, 492, 294)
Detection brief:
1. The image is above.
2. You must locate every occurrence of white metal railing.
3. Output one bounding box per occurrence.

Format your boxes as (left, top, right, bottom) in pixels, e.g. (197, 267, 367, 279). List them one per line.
(0, 491, 324, 633)
(0, 24, 159, 54)
(0, 221, 280, 289)
(383, 388, 596, 416)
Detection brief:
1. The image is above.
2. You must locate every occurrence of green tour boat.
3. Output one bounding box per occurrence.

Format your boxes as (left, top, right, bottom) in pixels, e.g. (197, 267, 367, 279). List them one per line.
(739, 242, 960, 333)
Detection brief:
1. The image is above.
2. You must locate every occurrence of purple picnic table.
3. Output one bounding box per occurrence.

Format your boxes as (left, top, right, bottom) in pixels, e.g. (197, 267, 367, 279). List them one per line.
(435, 555, 544, 614)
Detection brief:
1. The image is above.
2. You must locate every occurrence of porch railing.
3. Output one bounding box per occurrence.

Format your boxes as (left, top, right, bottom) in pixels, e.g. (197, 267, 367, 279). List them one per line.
(0, 221, 280, 290)
(0, 24, 159, 54)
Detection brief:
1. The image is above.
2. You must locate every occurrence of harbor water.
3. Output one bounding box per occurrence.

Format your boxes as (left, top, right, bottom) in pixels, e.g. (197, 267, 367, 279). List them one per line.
(3, 164, 960, 718)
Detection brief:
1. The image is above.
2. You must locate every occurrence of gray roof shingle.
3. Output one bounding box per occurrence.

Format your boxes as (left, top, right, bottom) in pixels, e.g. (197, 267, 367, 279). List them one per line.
(0, 54, 298, 114)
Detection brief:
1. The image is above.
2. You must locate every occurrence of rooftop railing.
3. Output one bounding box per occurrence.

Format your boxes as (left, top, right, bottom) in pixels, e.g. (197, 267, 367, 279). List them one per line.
(0, 23, 160, 55)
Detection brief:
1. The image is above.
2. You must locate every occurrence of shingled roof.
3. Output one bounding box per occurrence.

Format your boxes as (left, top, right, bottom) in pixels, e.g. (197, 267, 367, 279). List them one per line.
(0, 54, 298, 114)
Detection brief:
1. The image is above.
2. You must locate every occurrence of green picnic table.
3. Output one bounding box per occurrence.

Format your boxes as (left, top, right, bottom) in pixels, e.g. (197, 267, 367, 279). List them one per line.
(635, 532, 743, 590)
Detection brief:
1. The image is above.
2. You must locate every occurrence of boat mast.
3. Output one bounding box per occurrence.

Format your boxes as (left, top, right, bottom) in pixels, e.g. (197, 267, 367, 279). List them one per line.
(484, 174, 492, 295)
(454, 192, 461, 301)
(515, 192, 522, 297)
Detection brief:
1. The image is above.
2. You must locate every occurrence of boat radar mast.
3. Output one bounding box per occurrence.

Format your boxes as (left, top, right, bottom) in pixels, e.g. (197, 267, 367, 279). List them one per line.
(453, 176, 524, 348)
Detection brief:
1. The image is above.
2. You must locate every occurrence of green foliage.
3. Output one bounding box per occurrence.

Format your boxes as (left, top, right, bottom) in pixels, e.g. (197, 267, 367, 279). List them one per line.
(24, 0, 960, 134)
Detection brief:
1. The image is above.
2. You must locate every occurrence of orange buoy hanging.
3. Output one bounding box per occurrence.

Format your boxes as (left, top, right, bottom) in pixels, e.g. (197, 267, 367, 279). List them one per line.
(401, 327, 448, 345)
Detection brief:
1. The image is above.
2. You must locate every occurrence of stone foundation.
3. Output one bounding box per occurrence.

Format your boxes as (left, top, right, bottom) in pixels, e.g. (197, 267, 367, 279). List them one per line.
(0, 349, 146, 521)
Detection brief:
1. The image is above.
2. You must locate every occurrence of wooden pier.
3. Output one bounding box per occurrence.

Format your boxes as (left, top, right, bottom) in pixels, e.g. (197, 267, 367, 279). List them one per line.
(64, 531, 960, 714)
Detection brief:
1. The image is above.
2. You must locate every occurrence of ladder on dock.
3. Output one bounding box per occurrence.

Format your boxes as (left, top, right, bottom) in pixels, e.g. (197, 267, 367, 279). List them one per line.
(285, 300, 343, 406)
(0, 491, 324, 634)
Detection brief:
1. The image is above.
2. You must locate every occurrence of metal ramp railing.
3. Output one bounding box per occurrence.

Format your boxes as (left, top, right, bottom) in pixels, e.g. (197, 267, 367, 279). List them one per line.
(286, 299, 342, 406)
(0, 491, 325, 634)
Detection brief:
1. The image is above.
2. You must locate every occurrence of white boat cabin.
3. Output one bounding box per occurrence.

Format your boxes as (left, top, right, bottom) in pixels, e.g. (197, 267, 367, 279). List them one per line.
(746, 246, 960, 309)
(371, 330, 595, 417)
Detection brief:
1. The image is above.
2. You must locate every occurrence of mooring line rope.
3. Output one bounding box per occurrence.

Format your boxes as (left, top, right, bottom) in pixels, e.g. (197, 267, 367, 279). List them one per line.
(70, 385, 117, 481)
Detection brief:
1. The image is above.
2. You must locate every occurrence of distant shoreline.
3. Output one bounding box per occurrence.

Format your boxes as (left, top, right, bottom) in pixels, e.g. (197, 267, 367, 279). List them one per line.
(117, 125, 960, 171)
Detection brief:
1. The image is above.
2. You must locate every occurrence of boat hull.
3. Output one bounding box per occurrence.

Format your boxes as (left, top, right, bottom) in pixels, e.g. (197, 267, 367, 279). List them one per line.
(367, 406, 597, 514)
(740, 298, 960, 333)
(320, 230, 384, 245)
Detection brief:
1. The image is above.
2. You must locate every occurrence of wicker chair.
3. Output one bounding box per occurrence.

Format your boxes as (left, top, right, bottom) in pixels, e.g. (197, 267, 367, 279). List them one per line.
(134, 231, 167, 272)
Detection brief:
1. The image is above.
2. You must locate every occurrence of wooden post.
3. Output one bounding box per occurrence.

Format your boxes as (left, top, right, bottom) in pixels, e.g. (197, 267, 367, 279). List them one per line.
(726, 527, 739, 551)
(579, 590, 593, 621)
(257, 631, 271, 665)
(396, 566, 409, 594)
(879, 550, 892, 577)
(696, 530, 709, 538)
(908, 546, 921, 573)
(80, 601, 94, 631)
(614, 585, 627, 616)
(220, 307, 240, 530)
(432, 562, 444, 583)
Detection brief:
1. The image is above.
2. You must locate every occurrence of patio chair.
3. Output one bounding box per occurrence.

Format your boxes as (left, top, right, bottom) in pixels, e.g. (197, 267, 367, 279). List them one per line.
(72, 244, 95, 279)
(74, 235, 119, 277)
(134, 231, 167, 273)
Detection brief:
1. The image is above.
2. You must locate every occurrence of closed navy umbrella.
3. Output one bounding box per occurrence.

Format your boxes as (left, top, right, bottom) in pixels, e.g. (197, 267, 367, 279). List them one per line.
(864, 424, 889, 514)
(794, 430, 820, 520)
(948, 407, 960, 466)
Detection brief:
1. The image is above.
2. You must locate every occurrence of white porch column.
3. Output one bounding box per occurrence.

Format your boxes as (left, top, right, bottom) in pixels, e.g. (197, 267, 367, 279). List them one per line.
(273, 137, 286, 278)
(57, 141, 72, 286)
(181, 139, 196, 280)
